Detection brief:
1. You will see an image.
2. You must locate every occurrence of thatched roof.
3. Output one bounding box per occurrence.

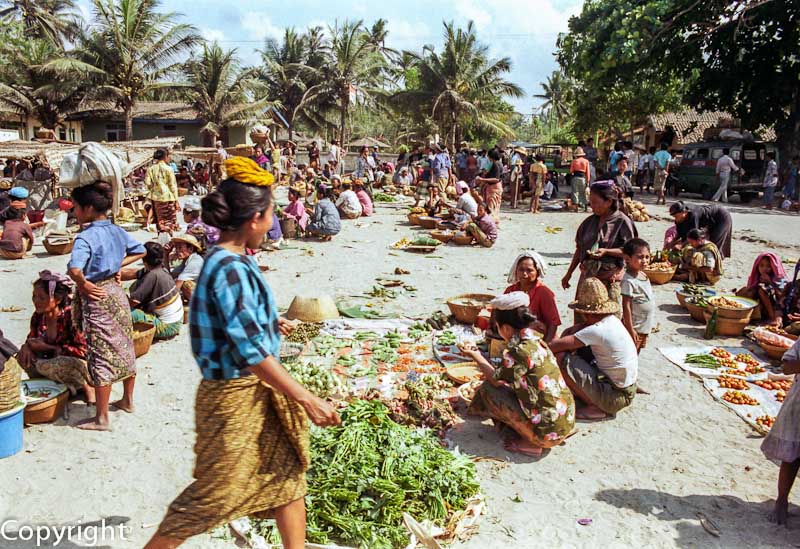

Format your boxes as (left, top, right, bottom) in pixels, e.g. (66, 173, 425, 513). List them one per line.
(648, 109, 776, 143)
(0, 136, 184, 175)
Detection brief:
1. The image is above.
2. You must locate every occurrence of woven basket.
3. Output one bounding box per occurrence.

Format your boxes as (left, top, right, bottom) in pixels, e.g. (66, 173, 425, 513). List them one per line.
(418, 216, 439, 229)
(133, 322, 156, 358)
(280, 217, 297, 238)
(685, 301, 708, 322)
(703, 311, 748, 337)
(676, 291, 688, 309)
(286, 296, 340, 322)
(643, 267, 676, 285)
(446, 293, 495, 325)
(430, 230, 454, 244)
(43, 239, 74, 255)
(452, 233, 474, 246)
(0, 357, 22, 414)
(407, 213, 421, 225)
(759, 341, 790, 361)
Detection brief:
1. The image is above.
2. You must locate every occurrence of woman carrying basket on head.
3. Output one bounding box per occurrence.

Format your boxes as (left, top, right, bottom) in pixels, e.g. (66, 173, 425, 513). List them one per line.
(145, 157, 340, 549)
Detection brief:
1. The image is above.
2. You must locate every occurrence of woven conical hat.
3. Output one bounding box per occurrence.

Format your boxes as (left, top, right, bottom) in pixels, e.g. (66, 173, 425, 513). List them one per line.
(568, 277, 619, 315)
(286, 296, 340, 322)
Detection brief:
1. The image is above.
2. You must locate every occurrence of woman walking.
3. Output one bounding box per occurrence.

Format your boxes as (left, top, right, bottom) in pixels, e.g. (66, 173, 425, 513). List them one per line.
(145, 157, 340, 549)
(145, 149, 180, 235)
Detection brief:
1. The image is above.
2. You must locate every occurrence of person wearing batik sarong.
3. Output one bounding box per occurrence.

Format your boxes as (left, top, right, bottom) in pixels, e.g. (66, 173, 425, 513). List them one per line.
(146, 149, 180, 235)
(16, 271, 93, 402)
(458, 292, 575, 457)
(145, 157, 340, 549)
(68, 181, 145, 431)
(123, 242, 183, 340)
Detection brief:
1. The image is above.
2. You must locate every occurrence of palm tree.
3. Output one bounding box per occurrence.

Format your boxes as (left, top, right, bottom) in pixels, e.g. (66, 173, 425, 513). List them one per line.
(534, 71, 573, 125)
(184, 42, 268, 146)
(67, 0, 201, 139)
(392, 21, 523, 149)
(0, 0, 79, 42)
(259, 28, 312, 139)
(0, 21, 86, 131)
(315, 19, 390, 145)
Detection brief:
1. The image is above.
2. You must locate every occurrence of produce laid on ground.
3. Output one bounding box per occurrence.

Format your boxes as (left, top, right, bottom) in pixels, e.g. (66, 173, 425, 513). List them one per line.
(286, 322, 321, 343)
(285, 360, 344, 398)
(722, 390, 759, 406)
(718, 376, 749, 390)
(623, 198, 650, 222)
(369, 377, 458, 437)
(684, 349, 766, 375)
(253, 399, 480, 548)
(755, 415, 776, 430)
(373, 192, 397, 202)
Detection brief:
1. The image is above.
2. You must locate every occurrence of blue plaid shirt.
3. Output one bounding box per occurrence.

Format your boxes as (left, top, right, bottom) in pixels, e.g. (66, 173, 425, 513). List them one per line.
(189, 247, 280, 380)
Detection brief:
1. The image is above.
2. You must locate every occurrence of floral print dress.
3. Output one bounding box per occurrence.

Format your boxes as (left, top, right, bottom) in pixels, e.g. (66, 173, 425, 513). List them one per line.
(469, 329, 576, 446)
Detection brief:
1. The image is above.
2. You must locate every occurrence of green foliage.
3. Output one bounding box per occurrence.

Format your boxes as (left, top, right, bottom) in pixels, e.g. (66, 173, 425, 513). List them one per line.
(0, 0, 80, 43)
(71, 0, 202, 138)
(183, 43, 267, 144)
(253, 399, 480, 548)
(391, 21, 523, 149)
(557, 0, 799, 152)
(0, 20, 86, 128)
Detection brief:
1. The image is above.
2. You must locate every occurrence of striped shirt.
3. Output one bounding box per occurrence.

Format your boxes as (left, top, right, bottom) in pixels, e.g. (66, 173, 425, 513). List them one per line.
(189, 246, 280, 380)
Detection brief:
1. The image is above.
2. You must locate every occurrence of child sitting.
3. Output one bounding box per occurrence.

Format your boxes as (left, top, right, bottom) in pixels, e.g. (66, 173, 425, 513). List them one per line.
(0, 206, 34, 260)
(621, 238, 656, 352)
(781, 259, 800, 335)
(674, 228, 723, 284)
(736, 253, 787, 326)
(465, 203, 498, 248)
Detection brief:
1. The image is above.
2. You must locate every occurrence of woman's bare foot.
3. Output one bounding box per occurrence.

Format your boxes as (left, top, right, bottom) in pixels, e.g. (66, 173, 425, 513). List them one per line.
(576, 405, 609, 420)
(75, 417, 111, 431)
(503, 438, 543, 457)
(768, 499, 789, 525)
(111, 399, 135, 413)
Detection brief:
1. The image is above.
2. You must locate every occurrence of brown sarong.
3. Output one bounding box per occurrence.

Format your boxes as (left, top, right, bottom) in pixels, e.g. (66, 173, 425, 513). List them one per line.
(153, 200, 178, 234)
(156, 377, 310, 540)
(74, 278, 136, 387)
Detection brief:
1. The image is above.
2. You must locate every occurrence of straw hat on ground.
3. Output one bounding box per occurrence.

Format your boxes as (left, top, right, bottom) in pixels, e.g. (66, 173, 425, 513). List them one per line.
(171, 233, 203, 252)
(568, 277, 619, 315)
(286, 296, 340, 322)
(573, 147, 586, 157)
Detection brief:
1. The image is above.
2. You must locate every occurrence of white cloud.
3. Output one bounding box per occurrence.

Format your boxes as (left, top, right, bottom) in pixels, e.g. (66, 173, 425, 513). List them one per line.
(200, 28, 226, 43)
(240, 12, 283, 42)
(387, 19, 433, 51)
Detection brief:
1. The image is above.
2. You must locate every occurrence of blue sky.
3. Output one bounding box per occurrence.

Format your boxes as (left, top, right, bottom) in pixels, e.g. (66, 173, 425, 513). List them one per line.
(76, 0, 583, 115)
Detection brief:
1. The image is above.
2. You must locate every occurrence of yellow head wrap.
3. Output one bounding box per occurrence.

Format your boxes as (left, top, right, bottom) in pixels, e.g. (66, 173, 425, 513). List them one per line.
(224, 157, 275, 187)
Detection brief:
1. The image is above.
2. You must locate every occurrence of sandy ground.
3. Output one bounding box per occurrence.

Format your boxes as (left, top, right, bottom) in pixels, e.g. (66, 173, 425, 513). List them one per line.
(1, 189, 799, 548)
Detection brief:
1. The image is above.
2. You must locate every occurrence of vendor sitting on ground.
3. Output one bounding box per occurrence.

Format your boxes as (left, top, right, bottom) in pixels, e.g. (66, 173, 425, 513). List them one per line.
(425, 184, 445, 217)
(354, 181, 373, 217)
(504, 251, 561, 342)
(673, 228, 723, 285)
(458, 292, 576, 457)
(0, 186, 29, 223)
(308, 185, 341, 240)
(123, 242, 184, 340)
(451, 180, 478, 225)
(464, 203, 498, 248)
(182, 196, 220, 251)
(548, 277, 639, 419)
(736, 253, 787, 326)
(16, 271, 93, 402)
(335, 182, 362, 219)
(167, 233, 205, 302)
(282, 187, 310, 235)
(0, 205, 34, 260)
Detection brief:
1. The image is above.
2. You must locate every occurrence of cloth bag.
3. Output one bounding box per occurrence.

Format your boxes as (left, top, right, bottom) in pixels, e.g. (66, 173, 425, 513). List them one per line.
(59, 142, 128, 215)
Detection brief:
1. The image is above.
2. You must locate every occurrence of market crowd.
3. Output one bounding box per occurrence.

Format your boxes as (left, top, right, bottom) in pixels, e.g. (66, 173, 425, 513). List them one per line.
(1, 136, 800, 548)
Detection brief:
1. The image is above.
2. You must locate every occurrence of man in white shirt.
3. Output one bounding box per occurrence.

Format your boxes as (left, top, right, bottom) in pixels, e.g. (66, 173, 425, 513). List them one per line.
(327, 139, 341, 174)
(548, 278, 638, 419)
(215, 141, 229, 161)
(712, 150, 740, 203)
(335, 183, 362, 219)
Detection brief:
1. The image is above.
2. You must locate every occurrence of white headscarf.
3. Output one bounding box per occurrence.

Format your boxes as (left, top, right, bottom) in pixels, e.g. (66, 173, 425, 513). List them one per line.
(506, 250, 546, 284)
(490, 291, 530, 311)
